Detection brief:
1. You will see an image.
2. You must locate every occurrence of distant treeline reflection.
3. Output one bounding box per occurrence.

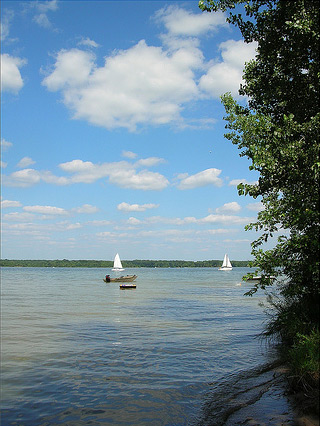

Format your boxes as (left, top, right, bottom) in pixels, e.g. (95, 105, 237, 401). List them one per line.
(0, 259, 250, 268)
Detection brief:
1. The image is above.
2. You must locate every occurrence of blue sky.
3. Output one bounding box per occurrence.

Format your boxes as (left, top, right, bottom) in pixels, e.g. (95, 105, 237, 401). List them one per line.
(1, 0, 263, 261)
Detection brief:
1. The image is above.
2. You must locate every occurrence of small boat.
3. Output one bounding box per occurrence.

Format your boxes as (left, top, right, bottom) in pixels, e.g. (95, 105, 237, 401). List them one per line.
(246, 275, 276, 282)
(103, 274, 137, 283)
(112, 253, 124, 271)
(119, 283, 137, 289)
(246, 276, 262, 282)
(219, 253, 232, 270)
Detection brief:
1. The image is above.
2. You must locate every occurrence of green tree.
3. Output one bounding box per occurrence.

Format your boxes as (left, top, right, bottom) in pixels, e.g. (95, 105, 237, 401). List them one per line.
(199, 0, 319, 338)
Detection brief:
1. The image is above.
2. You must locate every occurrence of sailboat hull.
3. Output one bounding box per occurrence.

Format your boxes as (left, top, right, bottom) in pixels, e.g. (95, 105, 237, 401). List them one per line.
(219, 254, 232, 270)
(112, 253, 124, 271)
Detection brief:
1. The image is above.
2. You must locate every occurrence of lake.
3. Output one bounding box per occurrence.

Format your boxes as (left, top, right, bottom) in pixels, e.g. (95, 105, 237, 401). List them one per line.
(1, 267, 277, 425)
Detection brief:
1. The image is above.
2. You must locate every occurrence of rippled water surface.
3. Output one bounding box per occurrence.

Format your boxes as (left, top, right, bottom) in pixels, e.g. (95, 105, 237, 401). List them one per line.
(1, 267, 273, 425)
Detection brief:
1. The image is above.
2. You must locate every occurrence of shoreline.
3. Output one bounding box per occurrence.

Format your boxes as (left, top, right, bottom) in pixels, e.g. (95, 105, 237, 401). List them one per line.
(197, 361, 319, 426)
(224, 364, 319, 426)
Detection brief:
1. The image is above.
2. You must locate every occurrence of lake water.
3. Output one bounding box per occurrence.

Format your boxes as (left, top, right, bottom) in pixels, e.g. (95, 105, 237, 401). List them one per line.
(1, 267, 278, 425)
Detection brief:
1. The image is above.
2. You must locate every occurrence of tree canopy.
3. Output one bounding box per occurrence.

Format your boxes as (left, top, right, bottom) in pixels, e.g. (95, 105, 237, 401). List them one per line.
(199, 0, 319, 330)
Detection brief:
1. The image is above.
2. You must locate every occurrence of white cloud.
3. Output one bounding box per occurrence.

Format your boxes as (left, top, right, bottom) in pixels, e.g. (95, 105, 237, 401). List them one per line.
(177, 168, 223, 189)
(35, 0, 58, 13)
(1, 161, 8, 168)
(1, 54, 27, 93)
(200, 214, 253, 225)
(31, 0, 58, 29)
(154, 5, 227, 37)
(42, 38, 202, 131)
(3, 157, 169, 190)
(127, 217, 142, 225)
(64, 222, 82, 230)
(42, 49, 96, 91)
(23, 205, 68, 215)
(2, 212, 36, 222)
(78, 37, 99, 48)
(110, 169, 168, 190)
(1, 9, 14, 41)
(1, 138, 13, 150)
(122, 151, 138, 159)
(117, 202, 159, 212)
(1, 199, 22, 208)
(2, 168, 69, 187)
(246, 202, 264, 212)
(229, 178, 258, 186)
(3, 169, 42, 187)
(215, 202, 241, 214)
(121, 213, 252, 228)
(59, 159, 169, 190)
(74, 204, 99, 214)
(199, 40, 257, 98)
(135, 157, 165, 168)
(17, 157, 36, 168)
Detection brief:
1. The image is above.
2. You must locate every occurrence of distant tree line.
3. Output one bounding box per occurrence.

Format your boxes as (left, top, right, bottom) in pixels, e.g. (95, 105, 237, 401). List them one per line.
(0, 259, 250, 268)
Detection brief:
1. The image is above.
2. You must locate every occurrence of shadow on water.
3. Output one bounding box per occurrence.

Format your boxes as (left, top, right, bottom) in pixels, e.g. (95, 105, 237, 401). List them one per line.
(192, 360, 298, 426)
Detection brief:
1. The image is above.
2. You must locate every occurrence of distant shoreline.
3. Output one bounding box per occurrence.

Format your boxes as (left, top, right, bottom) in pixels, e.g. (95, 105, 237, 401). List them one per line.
(0, 259, 250, 268)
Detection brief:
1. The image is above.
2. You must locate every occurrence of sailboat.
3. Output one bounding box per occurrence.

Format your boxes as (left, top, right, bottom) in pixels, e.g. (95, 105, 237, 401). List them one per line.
(219, 253, 232, 270)
(112, 253, 124, 271)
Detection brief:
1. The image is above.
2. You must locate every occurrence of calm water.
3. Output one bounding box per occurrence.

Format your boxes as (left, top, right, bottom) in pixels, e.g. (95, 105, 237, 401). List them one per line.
(1, 267, 275, 425)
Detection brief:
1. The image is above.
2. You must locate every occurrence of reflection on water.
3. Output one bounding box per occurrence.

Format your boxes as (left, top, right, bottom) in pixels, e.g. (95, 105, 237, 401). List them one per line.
(1, 267, 275, 425)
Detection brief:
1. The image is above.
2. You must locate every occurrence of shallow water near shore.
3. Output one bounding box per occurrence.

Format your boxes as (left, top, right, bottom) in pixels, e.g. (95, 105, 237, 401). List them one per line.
(1, 267, 296, 425)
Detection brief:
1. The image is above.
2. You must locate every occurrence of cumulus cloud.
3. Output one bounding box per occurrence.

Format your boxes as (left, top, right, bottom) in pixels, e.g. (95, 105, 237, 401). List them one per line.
(1, 138, 13, 150)
(123, 212, 252, 227)
(200, 213, 253, 225)
(177, 168, 223, 189)
(59, 159, 169, 190)
(43, 40, 202, 131)
(246, 201, 264, 212)
(199, 39, 257, 98)
(2, 212, 36, 222)
(39, 5, 257, 131)
(74, 204, 99, 214)
(215, 202, 241, 214)
(1, 199, 22, 208)
(23, 205, 68, 215)
(3, 157, 169, 190)
(31, 0, 58, 29)
(42, 37, 202, 131)
(122, 151, 138, 159)
(229, 178, 258, 186)
(154, 5, 227, 37)
(78, 37, 99, 48)
(117, 202, 159, 212)
(1, 54, 27, 93)
(17, 157, 36, 168)
(135, 157, 165, 168)
(1, 9, 14, 41)
(3, 169, 42, 187)
(42, 49, 96, 91)
(127, 217, 142, 226)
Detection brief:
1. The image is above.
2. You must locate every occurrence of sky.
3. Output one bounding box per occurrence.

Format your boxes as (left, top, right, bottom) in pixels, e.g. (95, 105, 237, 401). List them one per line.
(1, 0, 264, 262)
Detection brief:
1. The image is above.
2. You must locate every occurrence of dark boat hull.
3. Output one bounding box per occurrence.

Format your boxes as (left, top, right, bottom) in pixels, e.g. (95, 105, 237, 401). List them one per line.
(103, 275, 137, 283)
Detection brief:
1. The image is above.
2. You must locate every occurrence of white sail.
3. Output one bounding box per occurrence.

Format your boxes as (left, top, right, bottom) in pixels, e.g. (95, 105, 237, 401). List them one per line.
(219, 253, 232, 270)
(112, 253, 124, 271)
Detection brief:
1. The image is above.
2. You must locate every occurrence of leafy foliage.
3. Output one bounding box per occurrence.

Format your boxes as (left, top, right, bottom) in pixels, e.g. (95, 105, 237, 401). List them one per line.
(200, 0, 319, 298)
(200, 0, 319, 407)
